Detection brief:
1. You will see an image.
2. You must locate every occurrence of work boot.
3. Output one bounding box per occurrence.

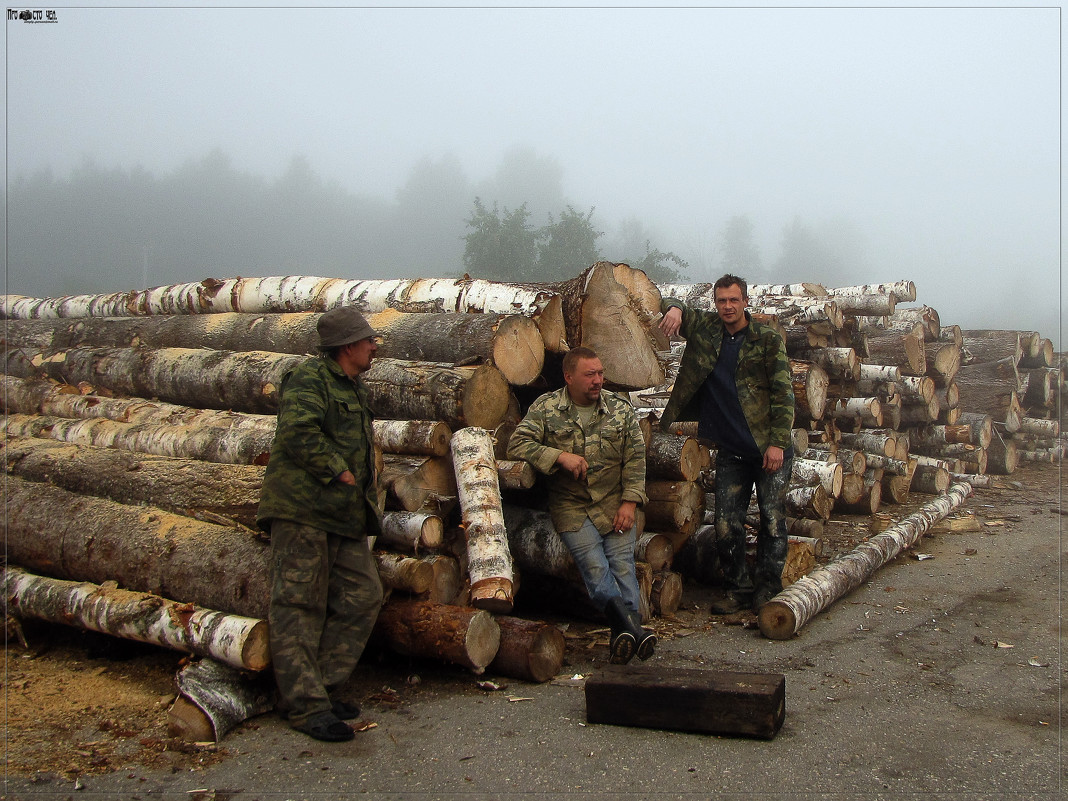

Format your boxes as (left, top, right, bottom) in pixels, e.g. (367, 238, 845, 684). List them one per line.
(627, 610, 657, 660)
(709, 590, 753, 615)
(603, 596, 636, 664)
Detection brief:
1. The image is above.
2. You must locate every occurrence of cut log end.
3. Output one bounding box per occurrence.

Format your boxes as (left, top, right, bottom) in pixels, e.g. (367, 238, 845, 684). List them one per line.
(470, 577, 514, 615)
(239, 620, 272, 672)
(757, 600, 797, 640)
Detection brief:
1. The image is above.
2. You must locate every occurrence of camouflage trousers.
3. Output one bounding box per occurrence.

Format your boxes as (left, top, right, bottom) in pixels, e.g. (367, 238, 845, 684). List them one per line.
(268, 520, 384, 728)
(713, 450, 793, 598)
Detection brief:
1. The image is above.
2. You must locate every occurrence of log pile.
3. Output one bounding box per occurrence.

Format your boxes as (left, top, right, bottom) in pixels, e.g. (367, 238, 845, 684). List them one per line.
(1, 264, 1058, 724)
(0, 262, 677, 719)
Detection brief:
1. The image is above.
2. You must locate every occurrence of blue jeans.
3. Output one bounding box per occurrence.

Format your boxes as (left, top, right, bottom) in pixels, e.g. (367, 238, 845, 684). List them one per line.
(559, 517, 642, 613)
(714, 450, 793, 597)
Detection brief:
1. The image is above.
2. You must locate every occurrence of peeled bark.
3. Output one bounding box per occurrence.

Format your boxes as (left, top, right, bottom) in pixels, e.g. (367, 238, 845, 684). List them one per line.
(3, 476, 271, 618)
(759, 482, 973, 639)
(451, 427, 514, 613)
(374, 599, 501, 675)
(0, 436, 264, 529)
(362, 358, 513, 430)
(3, 566, 270, 671)
(487, 616, 566, 683)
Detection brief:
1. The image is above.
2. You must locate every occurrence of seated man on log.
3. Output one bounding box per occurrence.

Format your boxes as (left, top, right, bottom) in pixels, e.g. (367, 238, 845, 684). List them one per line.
(257, 307, 385, 742)
(508, 346, 656, 663)
(658, 274, 796, 614)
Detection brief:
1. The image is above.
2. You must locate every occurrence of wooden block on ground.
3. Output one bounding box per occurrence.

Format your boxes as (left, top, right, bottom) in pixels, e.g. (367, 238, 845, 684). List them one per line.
(584, 664, 785, 740)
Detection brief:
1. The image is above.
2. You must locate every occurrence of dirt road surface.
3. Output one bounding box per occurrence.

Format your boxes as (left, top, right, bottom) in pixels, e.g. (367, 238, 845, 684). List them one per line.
(3, 462, 1064, 801)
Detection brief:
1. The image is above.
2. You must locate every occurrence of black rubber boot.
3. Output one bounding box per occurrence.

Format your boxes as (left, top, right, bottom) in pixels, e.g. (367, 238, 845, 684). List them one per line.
(604, 597, 636, 665)
(627, 610, 657, 660)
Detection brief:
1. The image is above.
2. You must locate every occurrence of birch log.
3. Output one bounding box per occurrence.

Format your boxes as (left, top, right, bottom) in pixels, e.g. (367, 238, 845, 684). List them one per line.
(381, 455, 458, 513)
(503, 505, 582, 584)
(10, 345, 301, 414)
(168, 658, 276, 744)
(790, 360, 830, 421)
(3, 476, 272, 618)
(373, 553, 436, 595)
(373, 419, 453, 456)
(361, 358, 513, 430)
(865, 331, 926, 375)
(791, 458, 844, 498)
(487, 616, 566, 683)
(646, 432, 706, 481)
(374, 599, 501, 675)
(0, 436, 265, 528)
(3, 566, 270, 671)
(451, 427, 515, 613)
(759, 482, 973, 640)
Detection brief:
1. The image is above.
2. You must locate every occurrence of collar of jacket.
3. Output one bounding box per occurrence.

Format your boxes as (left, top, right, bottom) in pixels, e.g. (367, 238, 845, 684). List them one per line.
(319, 353, 363, 386)
(710, 309, 757, 351)
(553, 386, 609, 415)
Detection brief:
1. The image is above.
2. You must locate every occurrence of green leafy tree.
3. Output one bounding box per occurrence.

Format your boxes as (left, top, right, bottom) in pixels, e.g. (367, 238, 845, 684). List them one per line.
(631, 241, 687, 284)
(536, 205, 602, 282)
(461, 198, 539, 281)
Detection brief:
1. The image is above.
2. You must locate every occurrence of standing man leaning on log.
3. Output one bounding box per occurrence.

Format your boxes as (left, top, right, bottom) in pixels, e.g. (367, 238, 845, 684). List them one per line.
(658, 274, 796, 614)
(257, 307, 385, 743)
(508, 346, 656, 663)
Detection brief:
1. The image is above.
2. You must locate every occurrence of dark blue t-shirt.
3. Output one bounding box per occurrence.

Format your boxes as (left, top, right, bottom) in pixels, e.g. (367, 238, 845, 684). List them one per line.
(698, 328, 762, 459)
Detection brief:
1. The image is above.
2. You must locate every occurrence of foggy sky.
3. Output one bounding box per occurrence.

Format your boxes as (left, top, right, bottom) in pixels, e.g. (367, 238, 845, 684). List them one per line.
(4, 3, 1060, 344)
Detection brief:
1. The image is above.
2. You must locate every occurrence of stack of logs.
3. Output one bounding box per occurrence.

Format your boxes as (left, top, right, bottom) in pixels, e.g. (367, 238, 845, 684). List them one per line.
(0, 263, 681, 706)
(1, 266, 1060, 709)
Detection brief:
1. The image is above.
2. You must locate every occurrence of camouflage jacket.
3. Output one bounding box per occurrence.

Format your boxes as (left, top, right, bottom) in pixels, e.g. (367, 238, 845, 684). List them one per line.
(257, 355, 382, 539)
(659, 298, 795, 454)
(507, 386, 647, 535)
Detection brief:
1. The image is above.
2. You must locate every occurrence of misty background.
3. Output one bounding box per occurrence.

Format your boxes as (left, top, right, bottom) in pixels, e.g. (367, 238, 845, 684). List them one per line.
(3, 5, 1061, 345)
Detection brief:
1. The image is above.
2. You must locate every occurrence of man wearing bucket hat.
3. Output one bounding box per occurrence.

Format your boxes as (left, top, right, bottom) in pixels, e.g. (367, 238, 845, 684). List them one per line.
(257, 306, 385, 742)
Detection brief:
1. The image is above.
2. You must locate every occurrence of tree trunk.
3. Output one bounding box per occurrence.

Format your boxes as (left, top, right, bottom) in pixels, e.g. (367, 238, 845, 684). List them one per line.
(559, 263, 665, 390)
(487, 616, 566, 683)
(644, 480, 705, 536)
(961, 330, 1023, 365)
(758, 482, 973, 639)
(373, 419, 453, 457)
(832, 397, 883, 428)
(791, 458, 844, 498)
(415, 554, 463, 605)
(838, 431, 895, 457)
(646, 432, 706, 481)
(835, 471, 881, 515)
(3, 566, 270, 671)
(1016, 416, 1059, 438)
(2, 411, 274, 466)
(380, 455, 458, 512)
(828, 280, 916, 303)
(784, 484, 832, 521)
(926, 342, 961, 387)
(865, 331, 926, 375)
(3, 476, 272, 618)
(451, 427, 514, 614)
(911, 464, 950, 494)
(373, 552, 436, 595)
(954, 412, 994, 449)
(376, 512, 445, 554)
(373, 599, 501, 675)
(790, 360, 830, 421)
(635, 532, 674, 573)
(954, 357, 1023, 432)
(789, 347, 860, 380)
(985, 432, 1019, 475)
(169, 658, 275, 744)
(11, 345, 302, 415)
(502, 505, 581, 583)
(362, 358, 513, 430)
(0, 436, 265, 528)
(650, 570, 684, 617)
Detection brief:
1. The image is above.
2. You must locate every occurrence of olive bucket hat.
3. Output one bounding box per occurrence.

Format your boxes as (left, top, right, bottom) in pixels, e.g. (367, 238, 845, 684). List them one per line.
(317, 306, 377, 350)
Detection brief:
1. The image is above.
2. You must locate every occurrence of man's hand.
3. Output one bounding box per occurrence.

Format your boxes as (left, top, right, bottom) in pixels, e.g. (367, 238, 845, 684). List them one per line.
(335, 469, 357, 486)
(763, 446, 785, 473)
(658, 306, 682, 338)
(556, 452, 589, 481)
(612, 501, 637, 535)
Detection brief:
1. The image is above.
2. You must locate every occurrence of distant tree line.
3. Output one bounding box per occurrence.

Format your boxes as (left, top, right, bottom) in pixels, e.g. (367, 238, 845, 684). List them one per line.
(6, 145, 867, 300)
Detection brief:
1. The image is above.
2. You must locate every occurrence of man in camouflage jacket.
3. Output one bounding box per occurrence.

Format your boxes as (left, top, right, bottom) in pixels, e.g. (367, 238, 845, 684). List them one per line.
(508, 346, 656, 663)
(257, 306, 384, 742)
(659, 274, 795, 614)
